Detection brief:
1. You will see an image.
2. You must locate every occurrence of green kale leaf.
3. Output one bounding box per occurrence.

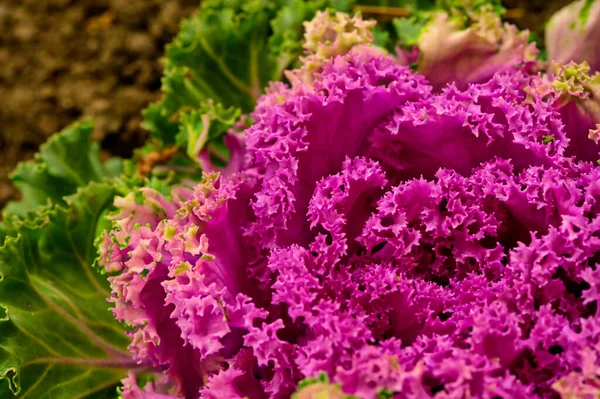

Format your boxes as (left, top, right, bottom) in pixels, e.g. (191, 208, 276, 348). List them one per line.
(0, 182, 133, 399)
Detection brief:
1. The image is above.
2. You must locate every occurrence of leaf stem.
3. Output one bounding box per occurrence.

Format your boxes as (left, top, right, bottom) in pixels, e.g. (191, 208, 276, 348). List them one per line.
(352, 5, 410, 17)
(25, 357, 140, 369)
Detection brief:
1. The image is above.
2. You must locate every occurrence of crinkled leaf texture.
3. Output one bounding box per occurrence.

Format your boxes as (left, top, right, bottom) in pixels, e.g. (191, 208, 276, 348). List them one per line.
(527, 61, 600, 162)
(142, 0, 354, 144)
(3, 120, 122, 218)
(100, 22, 600, 396)
(0, 182, 133, 398)
(175, 101, 246, 176)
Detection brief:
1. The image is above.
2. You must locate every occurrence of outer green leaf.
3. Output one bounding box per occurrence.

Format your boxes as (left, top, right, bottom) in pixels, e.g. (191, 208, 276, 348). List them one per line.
(142, 0, 354, 145)
(3, 120, 122, 218)
(438, 0, 504, 16)
(175, 101, 241, 164)
(392, 16, 426, 46)
(355, 0, 425, 7)
(0, 182, 133, 399)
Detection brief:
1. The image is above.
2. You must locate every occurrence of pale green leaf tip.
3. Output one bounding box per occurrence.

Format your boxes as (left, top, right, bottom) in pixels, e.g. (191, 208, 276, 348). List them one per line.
(0, 304, 8, 322)
(1, 367, 20, 395)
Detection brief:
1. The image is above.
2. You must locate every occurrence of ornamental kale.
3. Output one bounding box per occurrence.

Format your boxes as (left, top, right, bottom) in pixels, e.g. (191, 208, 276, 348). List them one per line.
(96, 10, 600, 399)
(4, 2, 600, 399)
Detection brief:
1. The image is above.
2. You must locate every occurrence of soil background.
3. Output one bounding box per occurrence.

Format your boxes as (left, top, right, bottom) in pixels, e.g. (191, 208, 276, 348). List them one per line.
(0, 0, 198, 208)
(0, 0, 579, 209)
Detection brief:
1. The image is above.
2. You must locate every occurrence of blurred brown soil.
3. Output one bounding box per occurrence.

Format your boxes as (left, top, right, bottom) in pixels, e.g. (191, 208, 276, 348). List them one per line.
(0, 0, 198, 208)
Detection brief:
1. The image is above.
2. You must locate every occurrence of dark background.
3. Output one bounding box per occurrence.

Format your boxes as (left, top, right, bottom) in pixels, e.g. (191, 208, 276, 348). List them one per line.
(0, 0, 575, 208)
